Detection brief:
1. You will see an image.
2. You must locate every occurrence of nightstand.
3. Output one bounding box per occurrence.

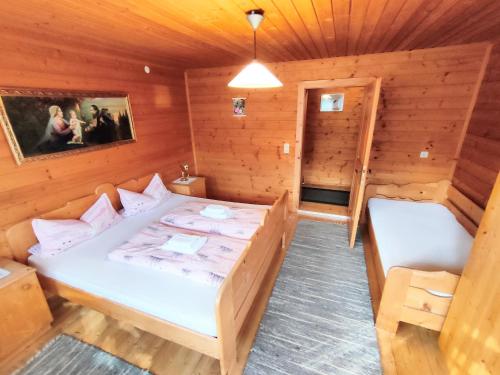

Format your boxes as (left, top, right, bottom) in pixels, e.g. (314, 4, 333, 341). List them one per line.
(0, 258, 53, 360)
(168, 176, 207, 198)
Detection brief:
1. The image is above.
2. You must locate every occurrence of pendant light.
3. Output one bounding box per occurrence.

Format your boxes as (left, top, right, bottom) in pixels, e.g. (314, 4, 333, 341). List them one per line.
(228, 9, 283, 89)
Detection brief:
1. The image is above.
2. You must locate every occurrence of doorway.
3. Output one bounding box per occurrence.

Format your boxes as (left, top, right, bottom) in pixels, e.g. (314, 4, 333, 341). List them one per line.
(300, 85, 366, 215)
(293, 78, 382, 247)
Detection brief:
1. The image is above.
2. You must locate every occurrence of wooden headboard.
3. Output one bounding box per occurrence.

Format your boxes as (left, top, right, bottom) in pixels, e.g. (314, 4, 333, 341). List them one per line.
(96, 174, 154, 210)
(6, 173, 154, 264)
(363, 180, 484, 236)
(362, 180, 450, 222)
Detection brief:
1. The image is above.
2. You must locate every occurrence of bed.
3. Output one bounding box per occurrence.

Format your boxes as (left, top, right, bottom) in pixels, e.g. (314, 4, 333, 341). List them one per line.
(368, 198, 473, 277)
(6, 174, 288, 375)
(362, 181, 484, 334)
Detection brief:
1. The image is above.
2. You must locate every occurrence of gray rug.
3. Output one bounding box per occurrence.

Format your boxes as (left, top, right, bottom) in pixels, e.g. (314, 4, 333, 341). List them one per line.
(245, 220, 381, 375)
(15, 334, 151, 375)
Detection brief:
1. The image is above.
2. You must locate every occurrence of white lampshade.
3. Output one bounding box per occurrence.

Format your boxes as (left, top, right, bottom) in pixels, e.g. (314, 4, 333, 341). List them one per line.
(228, 60, 283, 88)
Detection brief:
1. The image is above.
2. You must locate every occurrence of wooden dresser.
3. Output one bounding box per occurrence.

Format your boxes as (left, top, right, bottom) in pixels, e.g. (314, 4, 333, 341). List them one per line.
(0, 258, 53, 361)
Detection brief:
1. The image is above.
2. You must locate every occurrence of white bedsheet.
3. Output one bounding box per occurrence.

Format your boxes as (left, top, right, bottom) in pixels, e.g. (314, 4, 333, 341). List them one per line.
(368, 198, 473, 276)
(29, 194, 268, 337)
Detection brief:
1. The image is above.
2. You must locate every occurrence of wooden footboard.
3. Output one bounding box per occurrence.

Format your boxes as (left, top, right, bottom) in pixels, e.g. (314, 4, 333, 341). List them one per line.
(216, 191, 288, 375)
(376, 267, 459, 336)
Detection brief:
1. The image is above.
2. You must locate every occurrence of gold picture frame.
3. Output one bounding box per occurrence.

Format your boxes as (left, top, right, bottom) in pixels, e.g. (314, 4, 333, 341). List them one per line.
(0, 87, 136, 165)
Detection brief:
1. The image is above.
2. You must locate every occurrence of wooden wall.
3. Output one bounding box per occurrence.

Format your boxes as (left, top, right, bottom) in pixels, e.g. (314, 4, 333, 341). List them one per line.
(302, 87, 364, 190)
(439, 173, 500, 375)
(0, 32, 193, 258)
(186, 43, 490, 205)
(452, 41, 500, 209)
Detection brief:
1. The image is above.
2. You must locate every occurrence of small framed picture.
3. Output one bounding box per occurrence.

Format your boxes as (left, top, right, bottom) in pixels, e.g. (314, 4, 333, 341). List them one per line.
(232, 97, 246, 116)
(320, 93, 344, 112)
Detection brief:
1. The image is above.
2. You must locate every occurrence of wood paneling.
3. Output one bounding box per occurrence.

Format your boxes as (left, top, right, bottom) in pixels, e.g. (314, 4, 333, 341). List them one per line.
(0, 30, 193, 258)
(186, 43, 490, 205)
(439, 173, 500, 375)
(302, 87, 364, 190)
(1, 1, 499, 68)
(453, 41, 500, 208)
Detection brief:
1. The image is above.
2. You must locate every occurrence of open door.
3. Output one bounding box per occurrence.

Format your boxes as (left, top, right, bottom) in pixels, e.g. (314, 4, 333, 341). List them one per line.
(348, 78, 382, 247)
(292, 88, 309, 209)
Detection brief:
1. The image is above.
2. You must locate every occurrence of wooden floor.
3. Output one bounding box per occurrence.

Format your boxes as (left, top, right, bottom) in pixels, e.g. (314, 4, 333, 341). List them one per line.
(378, 324, 449, 375)
(2, 216, 449, 375)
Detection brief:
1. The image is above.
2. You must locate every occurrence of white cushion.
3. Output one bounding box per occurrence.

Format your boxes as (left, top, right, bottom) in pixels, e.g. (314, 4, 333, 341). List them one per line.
(118, 188, 159, 217)
(32, 219, 94, 257)
(80, 193, 122, 234)
(143, 173, 172, 201)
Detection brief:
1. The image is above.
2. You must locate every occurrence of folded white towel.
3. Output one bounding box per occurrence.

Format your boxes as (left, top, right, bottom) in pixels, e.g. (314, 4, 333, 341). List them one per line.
(200, 204, 234, 219)
(204, 204, 228, 213)
(161, 234, 207, 254)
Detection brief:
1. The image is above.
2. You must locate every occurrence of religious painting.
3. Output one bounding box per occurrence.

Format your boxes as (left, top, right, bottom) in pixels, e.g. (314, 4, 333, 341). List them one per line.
(232, 97, 246, 116)
(320, 93, 344, 112)
(0, 88, 136, 164)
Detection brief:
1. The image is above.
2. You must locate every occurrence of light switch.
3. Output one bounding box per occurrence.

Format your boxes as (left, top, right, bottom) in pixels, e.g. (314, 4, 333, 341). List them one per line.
(420, 151, 429, 158)
(284, 143, 290, 154)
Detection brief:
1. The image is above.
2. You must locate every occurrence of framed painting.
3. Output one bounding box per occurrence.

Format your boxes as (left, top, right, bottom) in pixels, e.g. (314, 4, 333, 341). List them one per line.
(0, 88, 136, 164)
(232, 97, 246, 116)
(320, 93, 344, 112)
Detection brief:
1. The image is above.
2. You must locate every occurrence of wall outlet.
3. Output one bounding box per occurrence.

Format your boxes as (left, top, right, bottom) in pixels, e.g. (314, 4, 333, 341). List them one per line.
(284, 143, 290, 154)
(420, 151, 429, 158)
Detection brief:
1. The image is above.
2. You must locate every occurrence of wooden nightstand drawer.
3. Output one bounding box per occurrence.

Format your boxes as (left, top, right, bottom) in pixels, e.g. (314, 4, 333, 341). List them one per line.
(168, 176, 206, 198)
(0, 258, 53, 361)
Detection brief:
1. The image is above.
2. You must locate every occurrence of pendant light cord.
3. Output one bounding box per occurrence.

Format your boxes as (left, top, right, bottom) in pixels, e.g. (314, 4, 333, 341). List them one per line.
(253, 30, 257, 59)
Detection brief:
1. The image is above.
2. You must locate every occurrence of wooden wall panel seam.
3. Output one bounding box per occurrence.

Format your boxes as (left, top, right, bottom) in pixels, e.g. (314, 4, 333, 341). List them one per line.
(184, 70, 198, 175)
(452, 39, 500, 208)
(448, 43, 493, 180)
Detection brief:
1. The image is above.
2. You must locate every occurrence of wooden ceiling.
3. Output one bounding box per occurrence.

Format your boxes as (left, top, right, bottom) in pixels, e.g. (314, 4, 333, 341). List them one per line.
(2, 0, 500, 68)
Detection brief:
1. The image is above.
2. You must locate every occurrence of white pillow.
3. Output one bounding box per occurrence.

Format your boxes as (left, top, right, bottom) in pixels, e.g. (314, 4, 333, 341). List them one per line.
(32, 219, 94, 257)
(118, 188, 159, 217)
(143, 173, 172, 201)
(80, 193, 122, 234)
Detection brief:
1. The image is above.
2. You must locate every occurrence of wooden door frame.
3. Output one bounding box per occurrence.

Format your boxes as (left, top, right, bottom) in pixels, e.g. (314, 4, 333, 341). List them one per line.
(292, 78, 380, 211)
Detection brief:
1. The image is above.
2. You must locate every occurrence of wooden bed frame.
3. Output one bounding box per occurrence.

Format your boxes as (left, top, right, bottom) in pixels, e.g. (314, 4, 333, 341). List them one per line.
(5, 174, 289, 375)
(362, 180, 484, 336)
